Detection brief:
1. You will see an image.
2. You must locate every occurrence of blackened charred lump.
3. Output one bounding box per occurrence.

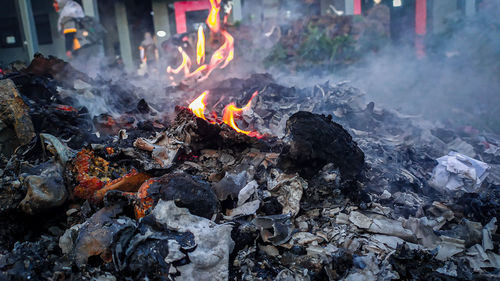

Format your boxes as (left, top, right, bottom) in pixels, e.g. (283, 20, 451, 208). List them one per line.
(145, 173, 219, 219)
(278, 111, 364, 179)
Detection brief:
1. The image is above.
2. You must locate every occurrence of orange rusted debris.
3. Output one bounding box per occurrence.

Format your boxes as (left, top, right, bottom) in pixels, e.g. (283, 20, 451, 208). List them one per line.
(74, 177, 105, 200)
(93, 169, 151, 202)
(73, 149, 150, 202)
(73, 149, 106, 200)
(134, 178, 158, 219)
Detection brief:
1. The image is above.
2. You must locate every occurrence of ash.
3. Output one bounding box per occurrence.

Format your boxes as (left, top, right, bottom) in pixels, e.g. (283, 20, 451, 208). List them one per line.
(0, 55, 499, 280)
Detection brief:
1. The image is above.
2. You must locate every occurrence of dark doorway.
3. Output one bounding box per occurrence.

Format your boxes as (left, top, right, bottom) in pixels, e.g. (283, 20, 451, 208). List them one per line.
(390, 0, 416, 46)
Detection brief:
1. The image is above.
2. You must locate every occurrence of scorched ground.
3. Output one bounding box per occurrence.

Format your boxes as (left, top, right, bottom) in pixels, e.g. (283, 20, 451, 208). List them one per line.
(0, 54, 499, 280)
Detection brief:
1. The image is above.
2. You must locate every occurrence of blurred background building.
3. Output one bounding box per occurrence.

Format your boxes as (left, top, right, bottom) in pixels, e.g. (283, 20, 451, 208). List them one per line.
(0, 0, 484, 72)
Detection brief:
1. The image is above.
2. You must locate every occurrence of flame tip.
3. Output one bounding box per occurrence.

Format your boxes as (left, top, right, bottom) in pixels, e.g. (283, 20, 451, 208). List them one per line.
(187, 91, 262, 138)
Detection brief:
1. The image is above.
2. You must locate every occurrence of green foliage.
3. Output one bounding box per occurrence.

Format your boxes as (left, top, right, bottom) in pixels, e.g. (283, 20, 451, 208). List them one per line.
(265, 44, 288, 68)
(265, 23, 358, 71)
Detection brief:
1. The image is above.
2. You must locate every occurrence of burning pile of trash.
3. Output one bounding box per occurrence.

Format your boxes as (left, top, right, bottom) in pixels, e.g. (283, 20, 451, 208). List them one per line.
(0, 52, 499, 280)
(1, 1, 500, 280)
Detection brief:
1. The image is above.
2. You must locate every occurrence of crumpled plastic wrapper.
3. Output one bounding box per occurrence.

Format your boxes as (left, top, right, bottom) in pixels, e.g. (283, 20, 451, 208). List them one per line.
(429, 151, 490, 193)
(152, 200, 234, 281)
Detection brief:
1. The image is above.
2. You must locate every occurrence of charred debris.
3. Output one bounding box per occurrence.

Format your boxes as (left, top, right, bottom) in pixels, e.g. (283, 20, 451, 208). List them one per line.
(0, 55, 499, 280)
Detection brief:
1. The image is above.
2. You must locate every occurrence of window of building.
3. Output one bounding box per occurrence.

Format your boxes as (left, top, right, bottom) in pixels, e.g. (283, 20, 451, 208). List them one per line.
(0, 17, 23, 48)
(186, 10, 209, 32)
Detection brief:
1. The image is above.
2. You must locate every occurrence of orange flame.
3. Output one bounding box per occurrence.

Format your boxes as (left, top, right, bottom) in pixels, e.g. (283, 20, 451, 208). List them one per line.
(188, 91, 208, 120)
(199, 30, 234, 81)
(222, 103, 250, 134)
(220, 30, 234, 69)
(196, 25, 205, 65)
(186, 65, 207, 79)
(222, 91, 261, 137)
(187, 90, 262, 137)
(167, 0, 234, 82)
(167, 47, 191, 76)
(206, 0, 221, 33)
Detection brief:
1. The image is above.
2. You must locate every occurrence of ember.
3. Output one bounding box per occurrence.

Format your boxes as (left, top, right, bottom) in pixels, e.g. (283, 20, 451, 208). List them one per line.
(54, 104, 77, 112)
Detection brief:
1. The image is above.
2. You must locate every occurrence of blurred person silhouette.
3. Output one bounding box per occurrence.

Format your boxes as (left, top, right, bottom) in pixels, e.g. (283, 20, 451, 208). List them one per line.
(161, 32, 194, 72)
(138, 32, 160, 75)
(53, 0, 105, 76)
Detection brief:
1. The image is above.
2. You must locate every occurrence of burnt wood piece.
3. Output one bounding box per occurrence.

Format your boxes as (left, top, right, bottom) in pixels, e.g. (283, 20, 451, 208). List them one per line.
(0, 79, 35, 149)
(23, 53, 90, 86)
(173, 106, 277, 153)
(278, 111, 364, 179)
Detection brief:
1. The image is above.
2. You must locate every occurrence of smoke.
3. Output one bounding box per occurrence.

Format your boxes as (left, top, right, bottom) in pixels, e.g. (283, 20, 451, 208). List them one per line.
(58, 1, 500, 134)
(62, 0, 321, 117)
(262, 2, 500, 133)
(342, 6, 500, 132)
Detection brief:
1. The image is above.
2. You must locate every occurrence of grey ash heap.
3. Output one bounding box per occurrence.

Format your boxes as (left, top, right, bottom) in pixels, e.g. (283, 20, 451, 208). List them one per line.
(0, 54, 499, 281)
